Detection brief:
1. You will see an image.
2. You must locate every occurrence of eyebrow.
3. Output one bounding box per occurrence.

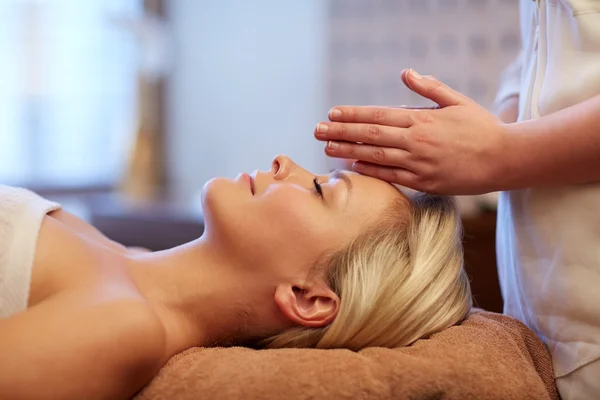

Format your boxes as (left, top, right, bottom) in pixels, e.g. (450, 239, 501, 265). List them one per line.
(329, 168, 353, 201)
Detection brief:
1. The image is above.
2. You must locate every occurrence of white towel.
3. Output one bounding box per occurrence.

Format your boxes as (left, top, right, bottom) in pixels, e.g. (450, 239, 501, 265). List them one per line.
(0, 185, 61, 318)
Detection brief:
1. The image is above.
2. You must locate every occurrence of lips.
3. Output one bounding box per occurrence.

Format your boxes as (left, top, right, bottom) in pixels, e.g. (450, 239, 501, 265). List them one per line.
(240, 173, 254, 195)
(249, 174, 255, 195)
(238, 172, 256, 195)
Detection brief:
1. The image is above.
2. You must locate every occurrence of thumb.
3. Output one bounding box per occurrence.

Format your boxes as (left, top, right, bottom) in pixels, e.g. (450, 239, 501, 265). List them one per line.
(401, 69, 470, 108)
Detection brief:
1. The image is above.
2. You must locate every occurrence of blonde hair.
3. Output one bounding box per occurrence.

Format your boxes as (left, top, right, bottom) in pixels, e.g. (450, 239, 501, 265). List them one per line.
(262, 193, 472, 350)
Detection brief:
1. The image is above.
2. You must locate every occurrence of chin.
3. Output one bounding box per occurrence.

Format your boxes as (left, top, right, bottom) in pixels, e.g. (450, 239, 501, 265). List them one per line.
(200, 177, 229, 210)
(200, 177, 248, 233)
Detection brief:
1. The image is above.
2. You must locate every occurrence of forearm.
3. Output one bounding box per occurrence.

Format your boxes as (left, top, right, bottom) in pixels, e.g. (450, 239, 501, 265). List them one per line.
(499, 94, 600, 190)
(495, 96, 519, 124)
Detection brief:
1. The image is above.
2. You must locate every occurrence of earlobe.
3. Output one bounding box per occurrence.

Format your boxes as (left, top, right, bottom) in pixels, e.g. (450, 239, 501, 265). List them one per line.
(274, 283, 339, 328)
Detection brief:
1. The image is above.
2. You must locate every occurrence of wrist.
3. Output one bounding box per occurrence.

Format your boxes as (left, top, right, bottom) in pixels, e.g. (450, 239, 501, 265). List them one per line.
(487, 122, 527, 192)
(494, 96, 519, 124)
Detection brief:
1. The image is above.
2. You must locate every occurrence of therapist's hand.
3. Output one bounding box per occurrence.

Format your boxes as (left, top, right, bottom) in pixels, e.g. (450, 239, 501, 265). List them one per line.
(314, 69, 509, 195)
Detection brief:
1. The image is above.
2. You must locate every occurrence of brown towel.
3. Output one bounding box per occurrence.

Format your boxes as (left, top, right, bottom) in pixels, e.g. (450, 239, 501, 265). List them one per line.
(135, 310, 559, 400)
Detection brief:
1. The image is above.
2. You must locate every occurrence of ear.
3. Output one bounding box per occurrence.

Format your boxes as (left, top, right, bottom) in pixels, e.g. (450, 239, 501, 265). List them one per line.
(274, 282, 340, 328)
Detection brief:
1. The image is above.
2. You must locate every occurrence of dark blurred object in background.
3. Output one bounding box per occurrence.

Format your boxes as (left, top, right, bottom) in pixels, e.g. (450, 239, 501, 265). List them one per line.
(89, 194, 203, 251)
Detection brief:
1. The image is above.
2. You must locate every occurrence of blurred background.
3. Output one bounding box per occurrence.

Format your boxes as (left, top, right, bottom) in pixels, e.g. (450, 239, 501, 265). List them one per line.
(0, 0, 520, 312)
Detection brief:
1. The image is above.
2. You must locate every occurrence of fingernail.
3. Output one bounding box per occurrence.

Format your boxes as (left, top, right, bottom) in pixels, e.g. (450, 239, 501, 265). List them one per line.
(410, 69, 423, 79)
(353, 161, 362, 171)
(329, 108, 342, 119)
(327, 141, 339, 150)
(316, 123, 329, 134)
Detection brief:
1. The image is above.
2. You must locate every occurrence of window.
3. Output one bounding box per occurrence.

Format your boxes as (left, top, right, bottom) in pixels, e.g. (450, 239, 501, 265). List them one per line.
(0, 0, 141, 188)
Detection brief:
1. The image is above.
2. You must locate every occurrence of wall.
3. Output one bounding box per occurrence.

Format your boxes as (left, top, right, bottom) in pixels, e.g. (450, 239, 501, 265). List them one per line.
(166, 0, 328, 204)
(166, 0, 521, 212)
(325, 0, 520, 214)
(326, 0, 521, 109)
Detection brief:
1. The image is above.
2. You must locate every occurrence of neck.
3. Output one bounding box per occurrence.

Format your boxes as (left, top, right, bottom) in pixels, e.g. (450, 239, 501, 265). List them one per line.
(126, 237, 274, 357)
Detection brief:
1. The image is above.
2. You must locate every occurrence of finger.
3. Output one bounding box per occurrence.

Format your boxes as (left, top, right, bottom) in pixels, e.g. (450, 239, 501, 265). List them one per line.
(324, 141, 412, 169)
(391, 105, 439, 110)
(352, 161, 418, 188)
(401, 68, 471, 108)
(400, 69, 436, 89)
(328, 106, 414, 127)
(363, 103, 438, 110)
(314, 122, 408, 148)
(401, 69, 410, 88)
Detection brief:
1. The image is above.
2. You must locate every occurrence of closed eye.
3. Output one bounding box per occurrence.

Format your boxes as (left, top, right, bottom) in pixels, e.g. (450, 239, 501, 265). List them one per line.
(312, 177, 323, 198)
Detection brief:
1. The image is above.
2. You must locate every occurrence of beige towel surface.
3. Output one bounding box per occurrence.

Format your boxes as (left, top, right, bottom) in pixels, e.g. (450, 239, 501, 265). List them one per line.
(135, 310, 559, 400)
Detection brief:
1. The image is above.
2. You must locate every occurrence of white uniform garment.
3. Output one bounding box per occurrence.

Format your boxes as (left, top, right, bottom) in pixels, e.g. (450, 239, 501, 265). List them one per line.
(0, 185, 61, 318)
(494, 0, 600, 388)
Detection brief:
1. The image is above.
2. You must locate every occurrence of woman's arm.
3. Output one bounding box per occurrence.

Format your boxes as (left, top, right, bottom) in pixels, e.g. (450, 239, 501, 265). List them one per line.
(0, 292, 165, 400)
(315, 70, 600, 194)
(500, 94, 600, 189)
(495, 96, 519, 125)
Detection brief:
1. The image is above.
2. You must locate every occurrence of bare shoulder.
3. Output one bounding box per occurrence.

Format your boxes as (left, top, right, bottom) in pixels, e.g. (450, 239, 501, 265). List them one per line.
(0, 290, 167, 400)
(65, 291, 169, 382)
(110, 299, 169, 380)
(99, 297, 168, 365)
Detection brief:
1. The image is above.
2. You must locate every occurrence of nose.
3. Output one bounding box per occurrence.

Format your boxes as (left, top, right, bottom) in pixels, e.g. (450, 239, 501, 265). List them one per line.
(271, 154, 312, 182)
(271, 154, 292, 179)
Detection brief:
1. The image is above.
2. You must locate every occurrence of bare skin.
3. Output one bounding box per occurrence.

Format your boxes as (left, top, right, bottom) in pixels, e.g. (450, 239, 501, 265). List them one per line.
(5, 209, 293, 400)
(1, 211, 167, 400)
(0, 155, 404, 400)
(315, 69, 600, 194)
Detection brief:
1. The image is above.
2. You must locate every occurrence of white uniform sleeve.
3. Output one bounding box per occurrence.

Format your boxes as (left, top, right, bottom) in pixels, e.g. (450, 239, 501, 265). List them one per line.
(492, 49, 524, 113)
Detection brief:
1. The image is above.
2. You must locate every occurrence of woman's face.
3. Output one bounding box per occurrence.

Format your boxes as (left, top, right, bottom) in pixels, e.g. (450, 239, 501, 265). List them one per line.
(201, 155, 406, 280)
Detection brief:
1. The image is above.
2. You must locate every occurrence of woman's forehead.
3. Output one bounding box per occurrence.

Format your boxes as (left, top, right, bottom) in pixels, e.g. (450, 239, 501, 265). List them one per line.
(347, 172, 402, 195)
(345, 173, 406, 211)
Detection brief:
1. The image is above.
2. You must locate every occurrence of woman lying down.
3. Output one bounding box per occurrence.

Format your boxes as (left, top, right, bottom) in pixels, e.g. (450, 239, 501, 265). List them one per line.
(0, 155, 472, 400)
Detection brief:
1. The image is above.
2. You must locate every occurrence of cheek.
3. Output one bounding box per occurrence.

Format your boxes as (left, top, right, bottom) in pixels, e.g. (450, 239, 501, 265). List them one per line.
(203, 184, 350, 271)
(230, 189, 339, 263)
(251, 192, 359, 270)
(257, 191, 326, 239)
